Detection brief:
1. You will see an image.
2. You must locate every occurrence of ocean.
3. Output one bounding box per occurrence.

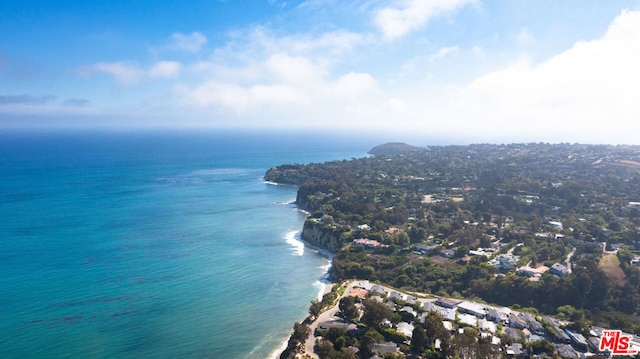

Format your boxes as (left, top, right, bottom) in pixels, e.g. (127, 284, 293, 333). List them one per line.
(0, 130, 376, 359)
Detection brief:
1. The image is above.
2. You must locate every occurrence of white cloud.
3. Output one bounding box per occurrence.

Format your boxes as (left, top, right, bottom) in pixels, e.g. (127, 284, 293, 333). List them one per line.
(332, 72, 377, 99)
(81, 62, 144, 85)
(419, 9, 640, 143)
(181, 53, 377, 113)
(177, 27, 376, 117)
(148, 61, 183, 78)
(374, 0, 476, 40)
(168, 32, 207, 53)
(428, 46, 459, 61)
(81, 61, 183, 85)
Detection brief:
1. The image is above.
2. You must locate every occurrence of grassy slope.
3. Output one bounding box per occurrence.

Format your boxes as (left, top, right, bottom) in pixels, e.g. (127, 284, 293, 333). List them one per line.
(599, 253, 626, 286)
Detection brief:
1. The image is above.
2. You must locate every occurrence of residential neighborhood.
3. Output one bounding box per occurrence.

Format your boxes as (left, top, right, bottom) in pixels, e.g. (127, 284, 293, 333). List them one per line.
(309, 280, 640, 359)
(270, 143, 640, 359)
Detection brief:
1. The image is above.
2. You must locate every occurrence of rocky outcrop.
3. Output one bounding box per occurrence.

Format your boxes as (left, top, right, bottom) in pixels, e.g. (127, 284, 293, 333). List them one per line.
(264, 166, 309, 186)
(300, 220, 343, 252)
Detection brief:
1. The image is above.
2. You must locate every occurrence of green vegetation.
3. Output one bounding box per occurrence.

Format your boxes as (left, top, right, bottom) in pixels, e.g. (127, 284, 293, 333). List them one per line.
(267, 143, 640, 335)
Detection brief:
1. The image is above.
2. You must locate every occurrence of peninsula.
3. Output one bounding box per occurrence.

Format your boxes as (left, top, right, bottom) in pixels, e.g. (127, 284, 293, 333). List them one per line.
(268, 142, 640, 358)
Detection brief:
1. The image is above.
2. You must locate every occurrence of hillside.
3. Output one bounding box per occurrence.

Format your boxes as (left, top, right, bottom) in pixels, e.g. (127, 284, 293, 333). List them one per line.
(367, 142, 427, 156)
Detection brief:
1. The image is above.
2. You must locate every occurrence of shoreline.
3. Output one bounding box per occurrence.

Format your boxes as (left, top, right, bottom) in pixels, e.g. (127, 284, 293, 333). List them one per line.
(272, 224, 336, 359)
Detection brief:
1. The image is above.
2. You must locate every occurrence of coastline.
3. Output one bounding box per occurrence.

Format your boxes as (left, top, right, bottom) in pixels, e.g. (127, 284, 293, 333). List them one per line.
(272, 214, 336, 359)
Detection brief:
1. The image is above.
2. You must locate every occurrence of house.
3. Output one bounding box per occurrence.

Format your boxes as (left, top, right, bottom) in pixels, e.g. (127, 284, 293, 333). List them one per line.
(440, 249, 455, 258)
(504, 327, 523, 342)
(550, 262, 570, 277)
(489, 254, 520, 270)
(486, 307, 511, 323)
(385, 227, 401, 235)
(370, 342, 399, 355)
(397, 322, 415, 339)
(469, 249, 489, 256)
(400, 306, 417, 317)
(506, 343, 524, 356)
(389, 291, 406, 301)
(422, 303, 457, 321)
(509, 316, 529, 330)
(459, 313, 478, 327)
(588, 337, 602, 352)
(542, 316, 565, 328)
(628, 201, 640, 209)
(435, 298, 461, 309)
(516, 265, 547, 281)
(457, 301, 487, 318)
(565, 330, 589, 350)
(520, 313, 545, 335)
(527, 334, 546, 343)
(405, 295, 418, 305)
(371, 285, 387, 296)
(478, 318, 497, 334)
(552, 326, 571, 344)
(319, 320, 357, 331)
(556, 344, 579, 359)
(349, 287, 369, 299)
(549, 221, 563, 230)
(353, 238, 387, 248)
(422, 302, 436, 312)
(355, 224, 371, 231)
(415, 243, 438, 255)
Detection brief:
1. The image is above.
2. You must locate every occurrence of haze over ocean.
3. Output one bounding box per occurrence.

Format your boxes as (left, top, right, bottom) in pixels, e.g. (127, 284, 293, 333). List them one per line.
(0, 130, 375, 358)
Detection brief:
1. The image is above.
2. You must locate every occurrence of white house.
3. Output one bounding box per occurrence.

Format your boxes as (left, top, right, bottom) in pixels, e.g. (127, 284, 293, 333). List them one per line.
(397, 322, 415, 339)
(457, 301, 487, 318)
(549, 221, 563, 230)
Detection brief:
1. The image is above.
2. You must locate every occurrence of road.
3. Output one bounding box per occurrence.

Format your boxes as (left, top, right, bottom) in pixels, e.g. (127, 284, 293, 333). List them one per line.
(565, 247, 576, 273)
(302, 281, 357, 358)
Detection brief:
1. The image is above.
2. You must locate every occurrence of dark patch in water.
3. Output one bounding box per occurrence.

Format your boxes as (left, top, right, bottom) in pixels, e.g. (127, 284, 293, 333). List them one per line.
(50, 295, 138, 307)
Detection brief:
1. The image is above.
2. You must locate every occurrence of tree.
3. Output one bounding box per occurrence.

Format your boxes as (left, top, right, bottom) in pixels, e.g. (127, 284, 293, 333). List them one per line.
(455, 246, 468, 258)
(360, 328, 385, 357)
(453, 327, 480, 359)
(339, 296, 360, 322)
(422, 312, 448, 349)
(361, 299, 393, 329)
(397, 232, 410, 247)
(316, 340, 357, 359)
(292, 322, 310, 342)
(310, 299, 323, 318)
(411, 325, 428, 353)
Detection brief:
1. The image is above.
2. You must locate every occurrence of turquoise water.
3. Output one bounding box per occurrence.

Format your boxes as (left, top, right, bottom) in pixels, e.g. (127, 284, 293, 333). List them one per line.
(0, 130, 373, 358)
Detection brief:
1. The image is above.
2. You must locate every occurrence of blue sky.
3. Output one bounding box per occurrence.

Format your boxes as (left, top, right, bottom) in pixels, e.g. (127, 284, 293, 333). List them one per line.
(1, 0, 640, 143)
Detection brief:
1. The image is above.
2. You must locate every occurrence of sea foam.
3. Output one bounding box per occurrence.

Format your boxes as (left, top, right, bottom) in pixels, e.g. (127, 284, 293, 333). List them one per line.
(285, 230, 305, 256)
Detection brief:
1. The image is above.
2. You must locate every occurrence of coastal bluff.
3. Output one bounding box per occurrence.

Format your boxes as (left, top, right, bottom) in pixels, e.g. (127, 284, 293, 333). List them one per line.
(300, 219, 342, 252)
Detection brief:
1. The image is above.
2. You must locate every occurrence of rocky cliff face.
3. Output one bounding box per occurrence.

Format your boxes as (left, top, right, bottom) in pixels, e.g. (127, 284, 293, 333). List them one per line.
(300, 220, 342, 252)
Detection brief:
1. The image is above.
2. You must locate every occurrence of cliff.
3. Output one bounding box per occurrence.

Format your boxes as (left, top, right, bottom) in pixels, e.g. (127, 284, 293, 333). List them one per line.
(300, 220, 343, 253)
(264, 165, 309, 186)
